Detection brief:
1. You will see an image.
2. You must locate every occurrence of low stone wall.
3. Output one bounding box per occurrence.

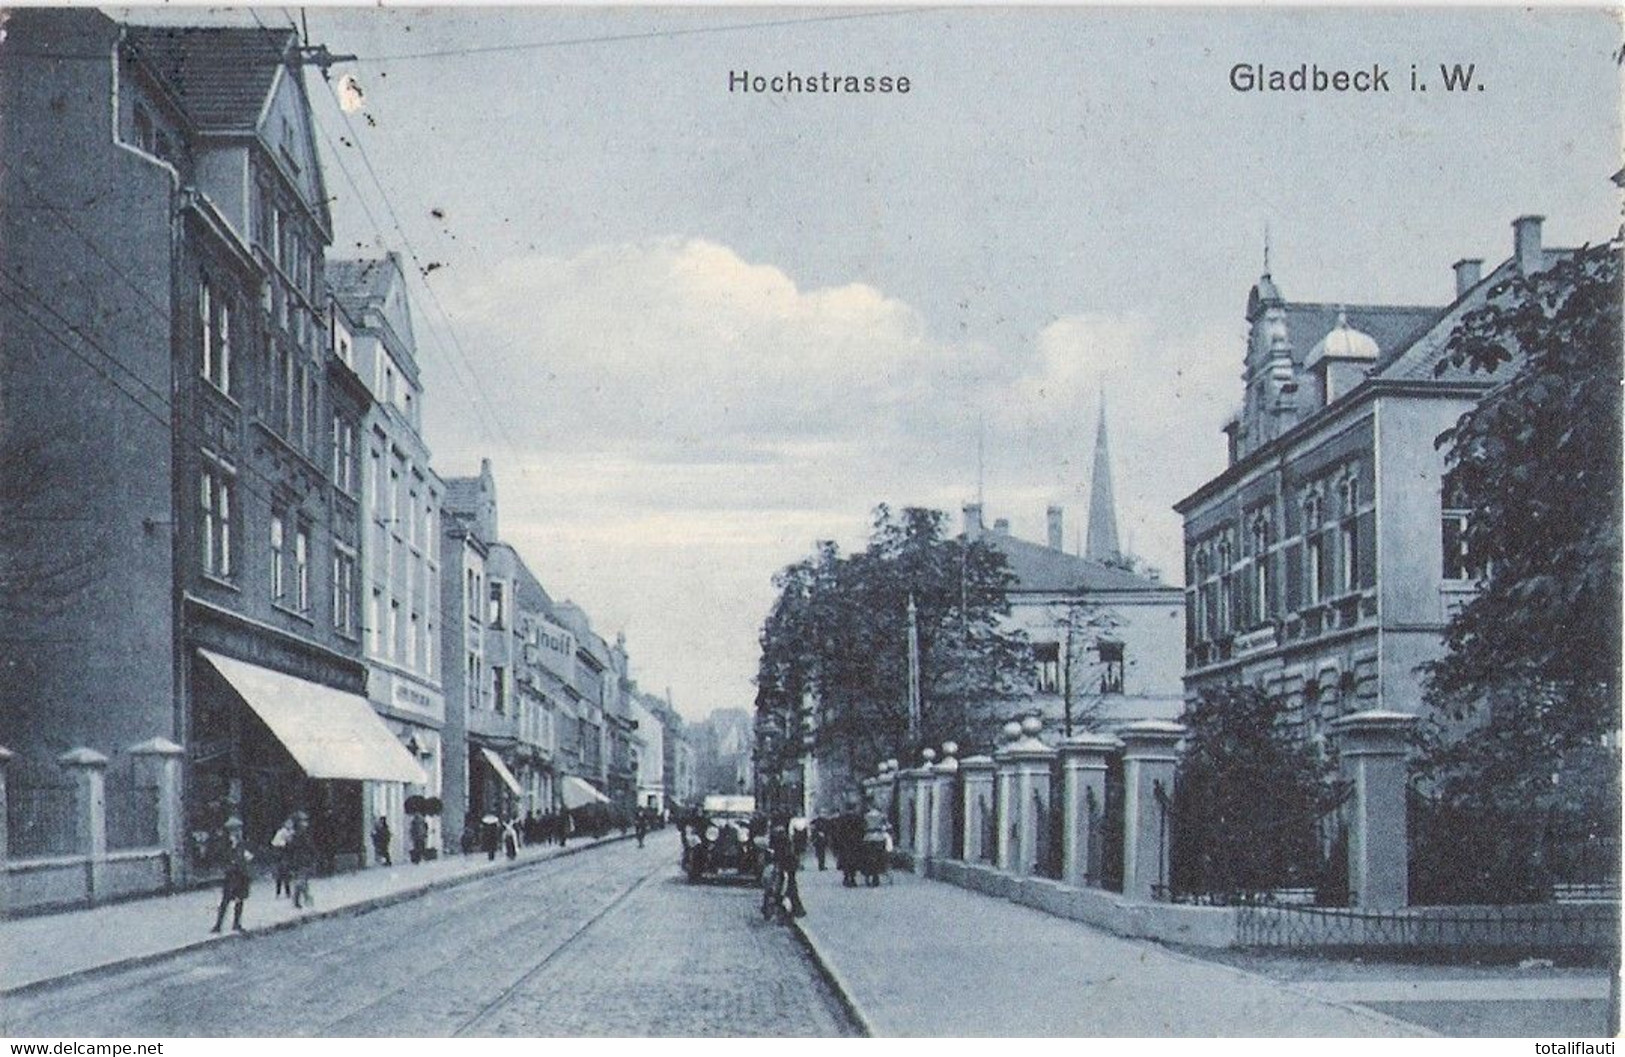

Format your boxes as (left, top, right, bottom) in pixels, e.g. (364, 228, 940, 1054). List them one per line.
(6, 856, 93, 915)
(100, 850, 172, 902)
(928, 858, 1238, 947)
(5, 849, 172, 915)
(926, 857, 1618, 954)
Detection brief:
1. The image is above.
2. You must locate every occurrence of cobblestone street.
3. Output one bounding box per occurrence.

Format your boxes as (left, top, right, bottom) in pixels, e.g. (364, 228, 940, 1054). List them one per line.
(0, 833, 857, 1037)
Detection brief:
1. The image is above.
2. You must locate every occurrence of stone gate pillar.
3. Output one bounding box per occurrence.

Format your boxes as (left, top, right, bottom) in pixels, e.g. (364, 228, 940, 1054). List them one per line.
(996, 716, 1055, 877)
(959, 754, 995, 863)
(1058, 732, 1121, 888)
(932, 744, 958, 859)
(59, 747, 108, 901)
(0, 745, 12, 914)
(1329, 710, 1418, 910)
(128, 737, 185, 889)
(1119, 720, 1185, 902)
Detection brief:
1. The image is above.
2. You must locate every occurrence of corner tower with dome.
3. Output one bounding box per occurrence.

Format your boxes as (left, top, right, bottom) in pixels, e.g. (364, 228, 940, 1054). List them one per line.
(1175, 215, 1574, 736)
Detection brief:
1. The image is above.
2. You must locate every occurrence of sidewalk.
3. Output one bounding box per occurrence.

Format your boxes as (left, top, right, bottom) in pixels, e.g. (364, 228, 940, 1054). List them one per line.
(790, 863, 1429, 1037)
(0, 833, 629, 996)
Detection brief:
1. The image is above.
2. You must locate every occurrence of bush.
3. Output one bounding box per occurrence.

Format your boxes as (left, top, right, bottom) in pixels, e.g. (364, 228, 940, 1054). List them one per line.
(1169, 685, 1346, 903)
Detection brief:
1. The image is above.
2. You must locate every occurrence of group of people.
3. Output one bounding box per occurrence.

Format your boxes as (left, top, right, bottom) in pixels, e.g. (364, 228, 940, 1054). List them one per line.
(810, 802, 893, 888)
(370, 812, 433, 867)
(459, 809, 580, 857)
(756, 799, 894, 924)
(210, 809, 320, 934)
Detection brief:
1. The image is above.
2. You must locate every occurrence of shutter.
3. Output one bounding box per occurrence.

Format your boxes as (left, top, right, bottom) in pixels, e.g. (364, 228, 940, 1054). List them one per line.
(1357, 511, 1377, 589)
(1284, 541, 1303, 611)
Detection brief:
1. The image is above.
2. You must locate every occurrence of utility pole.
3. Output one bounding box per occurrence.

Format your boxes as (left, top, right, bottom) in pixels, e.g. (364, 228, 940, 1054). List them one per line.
(906, 592, 921, 748)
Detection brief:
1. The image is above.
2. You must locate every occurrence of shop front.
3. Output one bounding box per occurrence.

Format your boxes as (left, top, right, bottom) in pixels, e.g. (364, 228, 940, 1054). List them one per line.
(188, 649, 428, 876)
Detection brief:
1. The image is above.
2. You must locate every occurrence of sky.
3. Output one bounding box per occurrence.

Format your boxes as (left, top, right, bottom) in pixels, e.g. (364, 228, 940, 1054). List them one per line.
(121, 5, 1624, 719)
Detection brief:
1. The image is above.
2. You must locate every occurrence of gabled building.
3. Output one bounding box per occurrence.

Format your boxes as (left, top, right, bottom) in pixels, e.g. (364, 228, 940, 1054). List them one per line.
(965, 501, 1186, 737)
(0, 10, 423, 893)
(329, 254, 446, 863)
(1175, 216, 1568, 737)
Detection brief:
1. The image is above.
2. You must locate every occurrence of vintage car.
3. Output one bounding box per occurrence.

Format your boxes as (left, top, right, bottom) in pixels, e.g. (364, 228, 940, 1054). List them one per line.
(682, 794, 764, 882)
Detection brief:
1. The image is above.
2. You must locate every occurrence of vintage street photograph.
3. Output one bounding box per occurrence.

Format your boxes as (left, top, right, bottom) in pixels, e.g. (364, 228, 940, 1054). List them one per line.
(0, 2, 1620, 1040)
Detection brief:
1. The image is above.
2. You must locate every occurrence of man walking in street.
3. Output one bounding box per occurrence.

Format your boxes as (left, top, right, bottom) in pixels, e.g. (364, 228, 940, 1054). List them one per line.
(210, 816, 252, 933)
(635, 809, 648, 848)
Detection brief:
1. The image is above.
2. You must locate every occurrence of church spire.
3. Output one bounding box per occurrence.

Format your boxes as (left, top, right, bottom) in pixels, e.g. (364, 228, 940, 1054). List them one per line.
(1085, 391, 1121, 564)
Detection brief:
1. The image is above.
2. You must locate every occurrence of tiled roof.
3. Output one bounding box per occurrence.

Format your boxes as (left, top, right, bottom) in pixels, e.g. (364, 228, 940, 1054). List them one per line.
(124, 25, 294, 132)
(327, 258, 393, 316)
(982, 533, 1168, 594)
(442, 476, 483, 514)
(1374, 250, 1576, 384)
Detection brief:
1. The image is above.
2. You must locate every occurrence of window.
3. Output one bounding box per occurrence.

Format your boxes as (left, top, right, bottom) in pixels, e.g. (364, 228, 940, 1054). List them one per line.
(1307, 534, 1325, 604)
(492, 666, 507, 714)
(1098, 641, 1125, 694)
(270, 514, 286, 601)
(294, 526, 310, 612)
(1216, 538, 1233, 633)
(410, 611, 422, 671)
(488, 580, 506, 628)
(332, 416, 357, 494)
(1251, 516, 1272, 625)
(390, 599, 403, 660)
(467, 652, 481, 710)
(1034, 642, 1060, 694)
(371, 589, 385, 656)
(467, 569, 481, 622)
(1338, 476, 1360, 593)
(200, 463, 234, 579)
(332, 549, 356, 635)
(302, 366, 316, 454)
(198, 283, 231, 395)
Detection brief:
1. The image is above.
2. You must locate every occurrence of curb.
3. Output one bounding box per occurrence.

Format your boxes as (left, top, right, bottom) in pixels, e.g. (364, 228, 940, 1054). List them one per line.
(1, 833, 633, 999)
(788, 916, 877, 1038)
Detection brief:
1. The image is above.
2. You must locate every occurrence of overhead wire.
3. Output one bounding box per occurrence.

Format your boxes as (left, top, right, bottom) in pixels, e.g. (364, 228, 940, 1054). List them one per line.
(355, 7, 946, 62)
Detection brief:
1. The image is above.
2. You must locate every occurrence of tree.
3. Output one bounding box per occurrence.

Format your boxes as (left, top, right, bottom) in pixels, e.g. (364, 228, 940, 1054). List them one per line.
(1425, 240, 1622, 741)
(754, 505, 1031, 787)
(1414, 239, 1623, 903)
(1168, 685, 1345, 904)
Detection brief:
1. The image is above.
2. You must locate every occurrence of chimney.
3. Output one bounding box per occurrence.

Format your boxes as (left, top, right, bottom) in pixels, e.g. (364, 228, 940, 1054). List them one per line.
(993, 518, 1010, 535)
(1513, 215, 1544, 276)
(1046, 504, 1064, 551)
(962, 502, 984, 540)
(1452, 258, 1483, 298)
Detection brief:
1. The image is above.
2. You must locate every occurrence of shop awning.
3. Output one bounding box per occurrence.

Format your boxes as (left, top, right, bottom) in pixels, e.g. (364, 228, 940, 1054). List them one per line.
(199, 649, 427, 784)
(560, 775, 610, 809)
(479, 747, 523, 797)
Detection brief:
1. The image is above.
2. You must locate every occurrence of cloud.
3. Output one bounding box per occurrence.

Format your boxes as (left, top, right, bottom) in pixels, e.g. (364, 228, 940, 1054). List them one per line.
(421, 239, 1240, 716)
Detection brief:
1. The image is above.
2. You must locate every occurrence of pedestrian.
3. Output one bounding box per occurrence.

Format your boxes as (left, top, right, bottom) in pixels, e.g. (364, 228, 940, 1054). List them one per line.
(861, 803, 891, 887)
(835, 804, 864, 888)
(210, 816, 252, 933)
(371, 815, 392, 866)
(634, 809, 648, 848)
(559, 810, 572, 847)
(481, 813, 501, 861)
(762, 816, 807, 921)
(502, 816, 520, 860)
(408, 811, 430, 864)
(288, 811, 316, 909)
(270, 815, 295, 897)
(810, 816, 829, 871)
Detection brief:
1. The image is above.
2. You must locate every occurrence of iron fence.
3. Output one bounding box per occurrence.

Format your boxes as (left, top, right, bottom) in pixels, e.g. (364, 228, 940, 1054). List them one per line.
(105, 760, 161, 850)
(7, 777, 79, 858)
(1236, 901, 1620, 958)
